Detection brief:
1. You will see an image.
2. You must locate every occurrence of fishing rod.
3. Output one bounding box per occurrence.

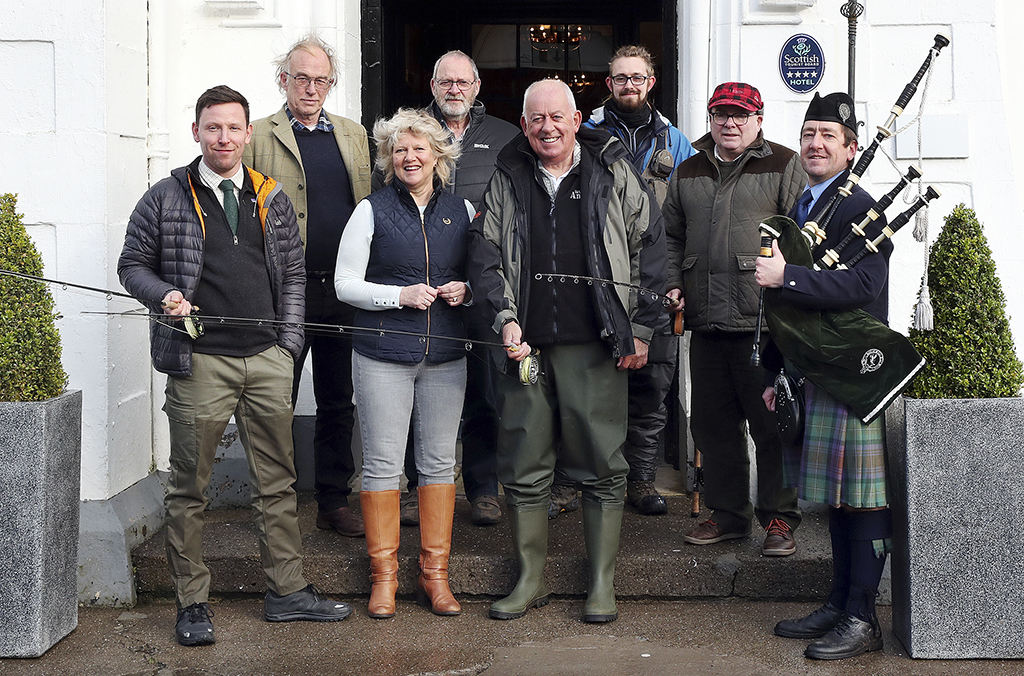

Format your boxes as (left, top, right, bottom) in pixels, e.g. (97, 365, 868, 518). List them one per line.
(3, 268, 541, 384)
(84, 309, 541, 386)
(534, 273, 676, 308)
(1, 269, 203, 337)
(83, 308, 513, 349)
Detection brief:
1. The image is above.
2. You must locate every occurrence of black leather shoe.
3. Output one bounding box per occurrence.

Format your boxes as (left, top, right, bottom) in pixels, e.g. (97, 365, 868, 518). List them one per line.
(774, 602, 843, 638)
(175, 602, 215, 646)
(264, 584, 352, 622)
(804, 613, 883, 660)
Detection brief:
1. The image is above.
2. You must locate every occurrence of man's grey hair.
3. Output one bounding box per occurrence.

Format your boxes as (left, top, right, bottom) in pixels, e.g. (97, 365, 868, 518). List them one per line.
(432, 50, 480, 81)
(522, 79, 577, 118)
(274, 34, 338, 93)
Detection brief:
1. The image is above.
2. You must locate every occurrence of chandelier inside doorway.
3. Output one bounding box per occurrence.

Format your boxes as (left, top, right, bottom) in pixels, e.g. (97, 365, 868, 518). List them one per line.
(528, 24, 586, 51)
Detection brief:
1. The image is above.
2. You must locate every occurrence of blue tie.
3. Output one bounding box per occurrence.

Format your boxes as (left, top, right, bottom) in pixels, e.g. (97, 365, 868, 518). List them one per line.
(794, 190, 813, 227)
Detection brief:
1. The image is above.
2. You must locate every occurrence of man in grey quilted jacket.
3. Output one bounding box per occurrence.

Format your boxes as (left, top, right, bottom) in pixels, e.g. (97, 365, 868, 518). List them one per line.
(118, 85, 351, 648)
(663, 82, 807, 557)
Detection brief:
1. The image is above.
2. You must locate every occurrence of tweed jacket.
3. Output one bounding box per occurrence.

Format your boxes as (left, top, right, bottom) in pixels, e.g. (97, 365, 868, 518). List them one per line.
(243, 106, 372, 248)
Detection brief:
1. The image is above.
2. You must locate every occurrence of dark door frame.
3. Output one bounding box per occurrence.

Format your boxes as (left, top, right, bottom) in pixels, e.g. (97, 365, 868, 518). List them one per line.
(360, 0, 677, 130)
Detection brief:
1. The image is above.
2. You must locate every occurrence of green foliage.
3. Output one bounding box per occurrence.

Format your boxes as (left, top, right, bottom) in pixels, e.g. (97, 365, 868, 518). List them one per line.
(907, 204, 1024, 398)
(0, 193, 68, 401)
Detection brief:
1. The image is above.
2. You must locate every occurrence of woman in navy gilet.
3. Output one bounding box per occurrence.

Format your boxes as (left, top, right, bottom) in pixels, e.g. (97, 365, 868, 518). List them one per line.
(335, 108, 475, 619)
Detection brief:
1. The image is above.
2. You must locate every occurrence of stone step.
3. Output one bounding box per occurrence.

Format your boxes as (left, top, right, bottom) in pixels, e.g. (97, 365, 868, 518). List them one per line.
(133, 494, 841, 601)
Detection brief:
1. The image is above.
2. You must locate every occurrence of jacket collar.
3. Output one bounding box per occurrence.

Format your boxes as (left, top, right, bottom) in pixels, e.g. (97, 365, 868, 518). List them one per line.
(693, 129, 771, 164)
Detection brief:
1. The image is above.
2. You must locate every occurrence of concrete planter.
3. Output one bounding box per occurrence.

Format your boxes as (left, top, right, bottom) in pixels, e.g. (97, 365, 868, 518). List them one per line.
(0, 390, 82, 658)
(886, 396, 1024, 659)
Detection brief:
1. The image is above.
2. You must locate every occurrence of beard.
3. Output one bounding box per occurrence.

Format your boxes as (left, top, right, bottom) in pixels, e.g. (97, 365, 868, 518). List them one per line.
(438, 96, 473, 119)
(613, 91, 647, 113)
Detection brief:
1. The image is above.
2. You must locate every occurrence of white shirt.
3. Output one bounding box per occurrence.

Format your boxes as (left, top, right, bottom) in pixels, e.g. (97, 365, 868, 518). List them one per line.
(197, 160, 244, 211)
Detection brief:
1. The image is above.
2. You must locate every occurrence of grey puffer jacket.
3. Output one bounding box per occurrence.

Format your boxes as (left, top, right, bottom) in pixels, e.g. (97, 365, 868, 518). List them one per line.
(117, 162, 305, 376)
(663, 131, 806, 332)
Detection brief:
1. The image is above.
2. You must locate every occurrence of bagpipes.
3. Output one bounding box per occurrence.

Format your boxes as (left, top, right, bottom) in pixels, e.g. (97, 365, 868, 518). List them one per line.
(752, 34, 950, 424)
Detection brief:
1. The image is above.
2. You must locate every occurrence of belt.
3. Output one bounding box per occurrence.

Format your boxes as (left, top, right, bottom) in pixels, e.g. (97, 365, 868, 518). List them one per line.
(307, 270, 334, 278)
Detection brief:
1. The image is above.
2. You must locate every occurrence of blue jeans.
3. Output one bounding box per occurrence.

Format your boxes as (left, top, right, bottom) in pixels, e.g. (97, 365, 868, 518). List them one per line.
(353, 351, 466, 491)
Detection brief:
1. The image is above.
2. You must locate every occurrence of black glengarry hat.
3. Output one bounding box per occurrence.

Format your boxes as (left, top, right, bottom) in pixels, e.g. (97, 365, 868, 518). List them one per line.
(804, 92, 857, 133)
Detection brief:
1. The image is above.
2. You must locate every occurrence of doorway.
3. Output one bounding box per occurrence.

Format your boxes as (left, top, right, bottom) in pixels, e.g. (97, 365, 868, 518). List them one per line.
(361, 0, 675, 130)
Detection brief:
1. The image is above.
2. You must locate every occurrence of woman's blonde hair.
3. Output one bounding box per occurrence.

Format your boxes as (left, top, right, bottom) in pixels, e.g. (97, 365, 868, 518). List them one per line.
(373, 108, 461, 186)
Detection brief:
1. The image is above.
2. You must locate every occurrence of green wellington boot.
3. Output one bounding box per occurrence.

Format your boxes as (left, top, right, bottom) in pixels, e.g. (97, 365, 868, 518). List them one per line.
(489, 507, 550, 620)
(582, 504, 623, 623)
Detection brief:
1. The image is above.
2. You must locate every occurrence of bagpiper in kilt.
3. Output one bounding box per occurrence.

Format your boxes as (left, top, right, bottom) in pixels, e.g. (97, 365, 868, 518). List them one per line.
(755, 92, 895, 661)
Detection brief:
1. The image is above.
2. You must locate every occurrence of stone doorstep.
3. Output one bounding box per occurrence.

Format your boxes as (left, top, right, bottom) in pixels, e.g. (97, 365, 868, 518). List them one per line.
(133, 495, 872, 602)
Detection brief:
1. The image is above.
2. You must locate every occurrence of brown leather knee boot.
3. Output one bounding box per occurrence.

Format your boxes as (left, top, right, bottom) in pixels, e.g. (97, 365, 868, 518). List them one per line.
(360, 490, 400, 618)
(416, 483, 461, 615)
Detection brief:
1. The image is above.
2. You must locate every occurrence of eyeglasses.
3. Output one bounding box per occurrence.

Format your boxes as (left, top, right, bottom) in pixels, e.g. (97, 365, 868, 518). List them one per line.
(435, 79, 477, 91)
(610, 74, 650, 86)
(710, 111, 757, 126)
(285, 72, 334, 91)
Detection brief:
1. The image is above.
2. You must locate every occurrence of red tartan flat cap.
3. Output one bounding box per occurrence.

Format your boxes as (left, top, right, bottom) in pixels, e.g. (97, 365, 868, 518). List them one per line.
(708, 82, 763, 112)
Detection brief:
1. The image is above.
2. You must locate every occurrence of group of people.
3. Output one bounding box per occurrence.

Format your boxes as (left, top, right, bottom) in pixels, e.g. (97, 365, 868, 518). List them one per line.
(118, 32, 895, 663)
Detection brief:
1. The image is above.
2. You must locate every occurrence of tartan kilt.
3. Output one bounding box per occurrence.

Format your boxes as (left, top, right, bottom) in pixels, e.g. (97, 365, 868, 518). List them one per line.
(781, 381, 889, 508)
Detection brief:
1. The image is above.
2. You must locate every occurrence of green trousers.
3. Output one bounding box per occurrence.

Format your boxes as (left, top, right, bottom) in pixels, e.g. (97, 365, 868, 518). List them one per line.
(163, 345, 306, 607)
(495, 342, 629, 509)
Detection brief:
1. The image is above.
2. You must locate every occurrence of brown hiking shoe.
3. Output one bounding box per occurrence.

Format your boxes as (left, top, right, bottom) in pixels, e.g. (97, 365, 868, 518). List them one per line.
(683, 519, 748, 545)
(548, 484, 579, 519)
(626, 480, 668, 516)
(762, 518, 796, 556)
(315, 505, 365, 537)
(470, 494, 502, 526)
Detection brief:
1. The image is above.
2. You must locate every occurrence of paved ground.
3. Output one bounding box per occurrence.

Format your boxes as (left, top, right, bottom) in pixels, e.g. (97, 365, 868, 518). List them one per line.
(2, 598, 1021, 676)
(8, 465, 1020, 674)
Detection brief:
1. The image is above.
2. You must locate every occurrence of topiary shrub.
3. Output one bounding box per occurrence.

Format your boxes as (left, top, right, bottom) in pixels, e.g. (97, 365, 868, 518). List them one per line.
(0, 193, 68, 401)
(906, 204, 1024, 399)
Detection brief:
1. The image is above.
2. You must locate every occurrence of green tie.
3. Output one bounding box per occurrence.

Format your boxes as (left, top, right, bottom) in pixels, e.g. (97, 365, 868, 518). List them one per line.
(219, 179, 238, 236)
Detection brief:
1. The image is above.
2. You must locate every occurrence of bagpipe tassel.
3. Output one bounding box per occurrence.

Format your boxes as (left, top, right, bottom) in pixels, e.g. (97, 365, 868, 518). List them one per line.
(914, 283, 934, 331)
(913, 208, 928, 242)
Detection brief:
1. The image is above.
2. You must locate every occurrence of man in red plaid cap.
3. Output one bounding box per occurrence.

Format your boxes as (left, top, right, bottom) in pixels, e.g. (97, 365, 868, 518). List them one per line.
(663, 82, 807, 556)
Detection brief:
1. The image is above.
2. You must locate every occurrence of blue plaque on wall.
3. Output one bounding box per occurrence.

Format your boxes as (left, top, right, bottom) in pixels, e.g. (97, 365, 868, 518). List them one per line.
(780, 34, 825, 94)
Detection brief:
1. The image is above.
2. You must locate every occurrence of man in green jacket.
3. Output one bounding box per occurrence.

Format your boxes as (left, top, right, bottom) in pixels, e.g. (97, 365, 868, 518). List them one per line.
(663, 82, 806, 556)
(243, 35, 372, 539)
(468, 79, 666, 624)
